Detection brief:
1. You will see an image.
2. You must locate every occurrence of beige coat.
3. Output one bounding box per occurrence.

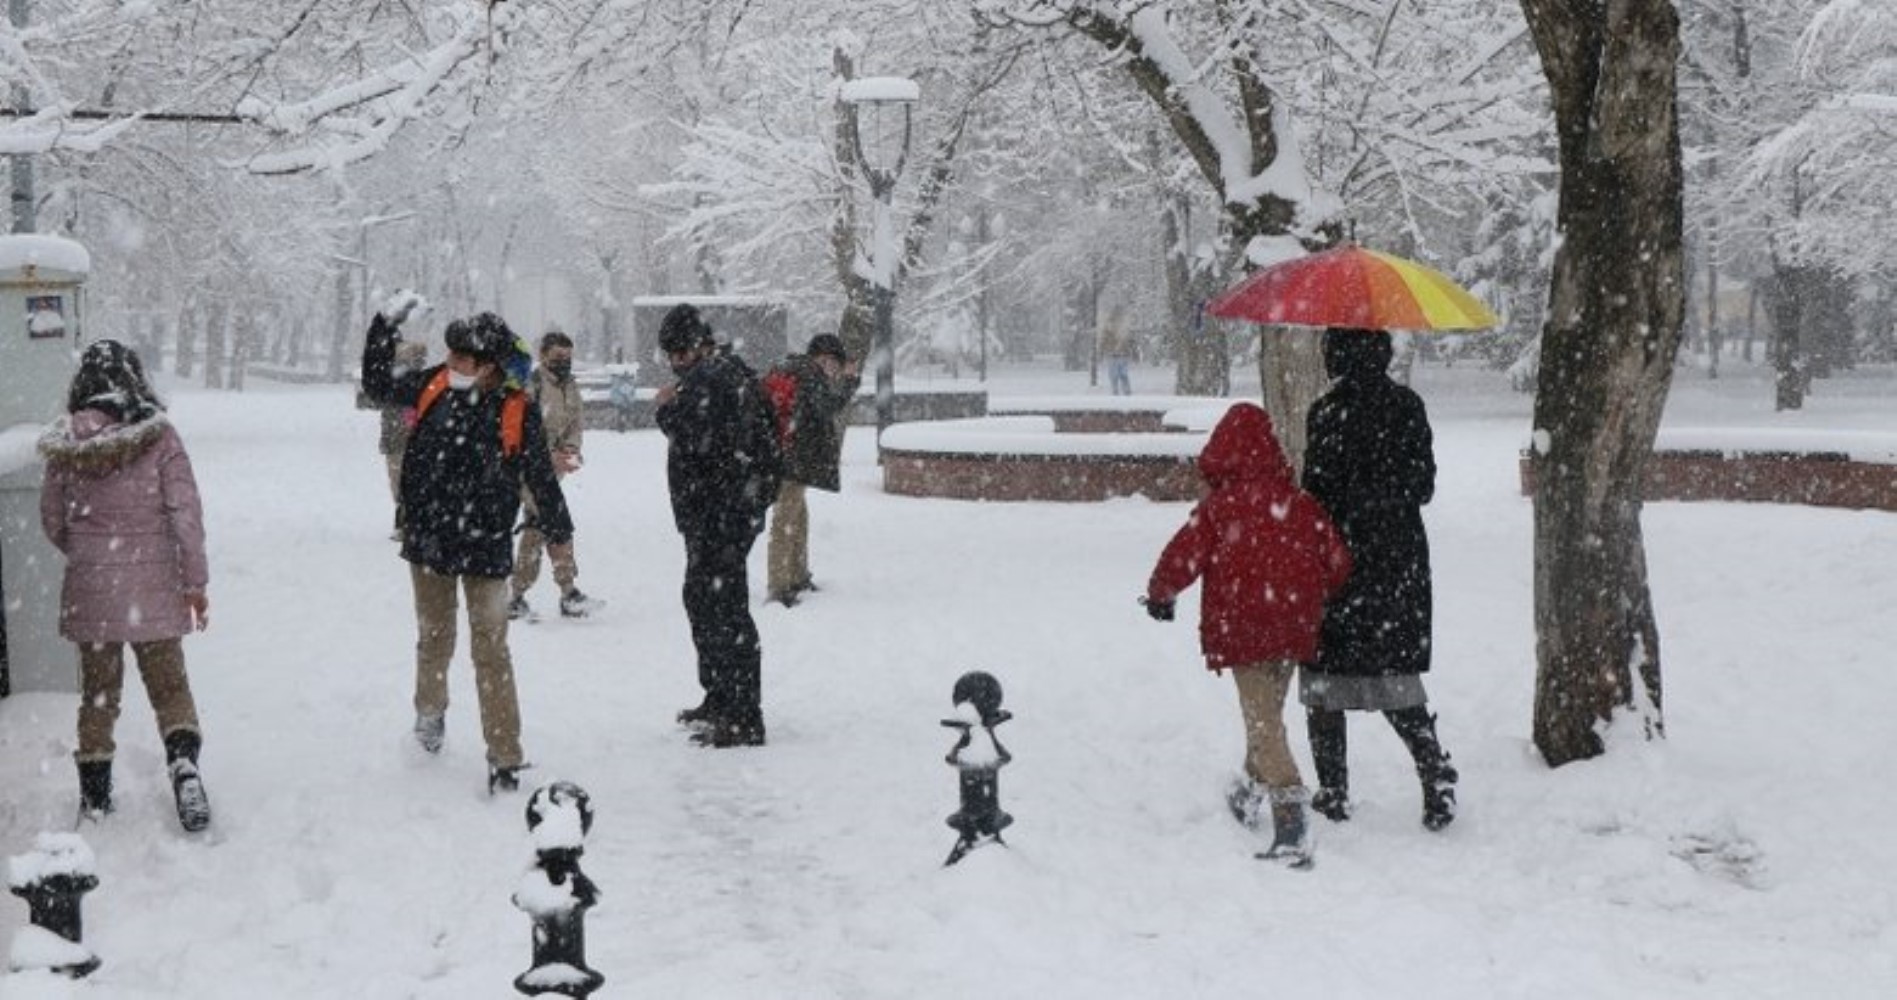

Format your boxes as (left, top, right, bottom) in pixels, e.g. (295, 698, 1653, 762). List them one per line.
(529, 368, 585, 456)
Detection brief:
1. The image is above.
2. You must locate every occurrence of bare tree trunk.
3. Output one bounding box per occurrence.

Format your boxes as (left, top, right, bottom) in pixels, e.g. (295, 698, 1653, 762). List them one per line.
(175, 302, 198, 379)
(229, 309, 252, 391)
(328, 266, 353, 382)
(1064, 8, 1327, 415)
(1766, 264, 1809, 410)
(203, 301, 227, 389)
(1521, 0, 1684, 766)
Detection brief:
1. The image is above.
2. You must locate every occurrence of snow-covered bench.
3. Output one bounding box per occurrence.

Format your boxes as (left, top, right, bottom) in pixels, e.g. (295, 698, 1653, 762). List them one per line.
(880, 398, 1241, 502)
(1518, 428, 1897, 511)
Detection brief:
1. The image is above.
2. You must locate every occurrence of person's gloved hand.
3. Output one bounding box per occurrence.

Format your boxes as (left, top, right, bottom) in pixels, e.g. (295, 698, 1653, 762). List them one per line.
(1142, 597, 1175, 622)
(382, 288, 427, 326)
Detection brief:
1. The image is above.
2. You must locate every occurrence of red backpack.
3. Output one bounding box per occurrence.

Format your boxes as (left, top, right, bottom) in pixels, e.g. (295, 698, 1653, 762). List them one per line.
(761, 367, 797, 447)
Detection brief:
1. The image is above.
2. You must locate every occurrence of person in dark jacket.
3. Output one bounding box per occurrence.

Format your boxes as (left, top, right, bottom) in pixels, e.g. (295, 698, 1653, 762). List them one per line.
(1300, 327, 1458, 831)
(1145, 402, 1352, 867)
(360, 294, 574, 793)
(765, 333, 861, 606)
(655, 304, 781, 748)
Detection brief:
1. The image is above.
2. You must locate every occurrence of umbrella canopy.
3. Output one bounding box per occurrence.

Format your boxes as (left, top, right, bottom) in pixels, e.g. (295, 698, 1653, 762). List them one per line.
(1206, 245, 1499, 332)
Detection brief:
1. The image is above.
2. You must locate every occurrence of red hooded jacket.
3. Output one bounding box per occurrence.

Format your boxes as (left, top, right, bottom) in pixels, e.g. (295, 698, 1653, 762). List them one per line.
(1147, 403, 1352, 670)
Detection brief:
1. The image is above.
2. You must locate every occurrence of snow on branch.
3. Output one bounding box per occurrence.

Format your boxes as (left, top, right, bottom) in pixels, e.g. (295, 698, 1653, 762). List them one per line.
(238, 5, 509, 175)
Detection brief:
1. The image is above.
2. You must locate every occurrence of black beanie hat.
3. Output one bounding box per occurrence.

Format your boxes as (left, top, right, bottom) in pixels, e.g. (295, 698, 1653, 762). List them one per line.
(806, 333, 848, 362)
(446, 312, 516, 364)
(658, 304, 714, 354)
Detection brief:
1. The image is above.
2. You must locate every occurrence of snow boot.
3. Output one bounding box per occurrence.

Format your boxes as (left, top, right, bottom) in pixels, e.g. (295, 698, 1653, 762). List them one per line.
(1422, 764, 1460, 832)
(1258, 787, 1314, 869)
(507, 595, 532, 621)
(414, 712, 445, 754)
(1225, 777, 1266, 830)
(690, 712, 766, 748)
(559, 588, 601, 619)
(488, 761, 528, 795)
(676, 696, 720, 729)
(1387, 707, 1457, 831)
(77, 760, 114, 820)
(164, 730, 212, 833)
(1306, 708, 1351, 821)
(1310, 787, 1352, 823)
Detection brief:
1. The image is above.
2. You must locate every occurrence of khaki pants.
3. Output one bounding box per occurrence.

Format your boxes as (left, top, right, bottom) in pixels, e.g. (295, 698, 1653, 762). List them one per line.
(410, 564, 523, 767)
(511, 492, 578, 598)
(1232, 660, 1303, 791)
(765, 480, 809, 596)
(76, 639, 199, 763)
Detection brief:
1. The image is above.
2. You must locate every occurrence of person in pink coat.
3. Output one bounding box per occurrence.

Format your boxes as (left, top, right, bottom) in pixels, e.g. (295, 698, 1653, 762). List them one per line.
(38, 340, 212, 832)
(1144, 402, 1351, 867)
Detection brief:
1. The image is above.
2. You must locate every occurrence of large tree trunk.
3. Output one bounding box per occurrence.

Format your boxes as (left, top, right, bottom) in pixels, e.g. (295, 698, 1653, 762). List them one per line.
(1520, 0, 1685, 767)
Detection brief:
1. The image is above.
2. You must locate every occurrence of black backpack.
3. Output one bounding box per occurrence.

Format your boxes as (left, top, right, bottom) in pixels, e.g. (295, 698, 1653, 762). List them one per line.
(736, 372, 783, 520)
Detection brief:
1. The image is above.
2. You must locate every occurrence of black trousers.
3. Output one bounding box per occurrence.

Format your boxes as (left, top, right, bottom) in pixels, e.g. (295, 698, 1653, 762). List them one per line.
(682, 532, 763, 726)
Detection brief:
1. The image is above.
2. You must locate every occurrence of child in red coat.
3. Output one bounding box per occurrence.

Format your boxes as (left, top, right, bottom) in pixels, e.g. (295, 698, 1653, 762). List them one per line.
(1145, 402, 1351, 866)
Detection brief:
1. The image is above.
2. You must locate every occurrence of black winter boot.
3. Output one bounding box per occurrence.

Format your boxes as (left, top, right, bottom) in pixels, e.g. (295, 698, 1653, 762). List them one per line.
(1306, 708, 1351, 821)
(1259, 788, 1313, 869)
(1387, 707, 1457, 831)
(78, 760, 114, 819)
(164, 729, 212, 833)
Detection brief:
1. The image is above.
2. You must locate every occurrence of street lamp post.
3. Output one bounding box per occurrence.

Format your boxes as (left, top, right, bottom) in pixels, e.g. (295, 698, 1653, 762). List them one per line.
(840, 76, 918, 446)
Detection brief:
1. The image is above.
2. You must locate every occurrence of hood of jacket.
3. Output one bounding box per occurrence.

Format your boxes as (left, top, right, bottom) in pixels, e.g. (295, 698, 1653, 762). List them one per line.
(1197, 402, 1294, 490)
(37, 409, 169, 475)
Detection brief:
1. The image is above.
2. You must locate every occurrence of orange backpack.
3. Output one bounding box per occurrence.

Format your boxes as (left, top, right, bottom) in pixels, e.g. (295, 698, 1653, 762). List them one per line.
(413, 369, 529, 457)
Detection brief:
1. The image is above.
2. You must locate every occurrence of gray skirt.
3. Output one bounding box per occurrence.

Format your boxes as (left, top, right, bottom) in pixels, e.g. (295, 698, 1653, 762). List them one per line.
(1298, 670, 1428, 712)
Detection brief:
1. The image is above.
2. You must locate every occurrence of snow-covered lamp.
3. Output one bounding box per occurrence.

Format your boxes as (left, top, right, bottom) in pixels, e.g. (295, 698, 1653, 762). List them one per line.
(839, 76, 919, 443)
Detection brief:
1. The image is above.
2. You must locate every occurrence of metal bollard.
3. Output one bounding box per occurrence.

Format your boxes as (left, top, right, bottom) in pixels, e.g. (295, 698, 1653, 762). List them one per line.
(512, 781, 604, 998)
(942, 671, 1014, 866)
(6, 833, 101, 978)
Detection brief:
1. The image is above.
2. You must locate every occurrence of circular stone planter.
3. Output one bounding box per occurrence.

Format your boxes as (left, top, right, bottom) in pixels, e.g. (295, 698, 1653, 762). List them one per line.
(880, 400, 1239, 502)
(1518, 428, 1897, 511)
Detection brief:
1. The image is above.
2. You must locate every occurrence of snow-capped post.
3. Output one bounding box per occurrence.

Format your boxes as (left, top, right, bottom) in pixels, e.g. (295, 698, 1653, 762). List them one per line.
(6, 833, 101, 978)
(942, 670, 1014, 866)
(512, 781, 603, 998)
(838, 75, 919, 453)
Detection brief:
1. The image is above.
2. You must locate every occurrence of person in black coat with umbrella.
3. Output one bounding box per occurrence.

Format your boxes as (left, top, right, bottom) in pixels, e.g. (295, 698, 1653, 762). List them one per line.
(1300, 327, 1458, 831)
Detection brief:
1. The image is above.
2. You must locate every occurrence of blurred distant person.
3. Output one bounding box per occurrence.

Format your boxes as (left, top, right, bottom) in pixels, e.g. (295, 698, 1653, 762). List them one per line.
(763, 333, 860, 606)
(361, 293, 574, 794)
(358, 339, 428, 538)
(1101, 306, 1134, 396)
(654, 304, 782, 748)
(40, 340, 214, 832)
(510, 329, 600, 621)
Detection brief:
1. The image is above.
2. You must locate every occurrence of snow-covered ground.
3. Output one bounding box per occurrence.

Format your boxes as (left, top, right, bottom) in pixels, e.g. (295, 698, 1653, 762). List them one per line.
(3, 356, 1896, 999)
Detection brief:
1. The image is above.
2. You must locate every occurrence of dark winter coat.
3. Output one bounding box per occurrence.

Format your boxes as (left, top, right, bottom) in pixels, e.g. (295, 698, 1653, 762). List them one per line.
(776, 353, 860, 493)
(1148, 403, 1352, 670)
(360, 315, 573, 578)
(1303, 339, 1437, 677)
(39, 411, 208, 643)
(656, 348, 781, 543)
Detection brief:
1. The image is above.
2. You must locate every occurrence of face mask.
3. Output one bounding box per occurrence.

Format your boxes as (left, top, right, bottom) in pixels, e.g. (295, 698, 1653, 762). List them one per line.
(546, 360, 573, 382)
(446, 370, 477, 391)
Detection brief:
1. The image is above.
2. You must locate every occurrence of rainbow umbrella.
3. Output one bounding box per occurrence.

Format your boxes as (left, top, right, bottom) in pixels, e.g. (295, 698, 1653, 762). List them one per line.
(1205, 245, 1498, 332)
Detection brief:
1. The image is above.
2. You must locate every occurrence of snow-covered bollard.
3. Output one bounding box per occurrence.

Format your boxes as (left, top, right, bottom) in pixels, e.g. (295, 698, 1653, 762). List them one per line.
(512, 781, 604, 998)
(942, 671, 1014, 866)
(6, 833, 101, 979)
